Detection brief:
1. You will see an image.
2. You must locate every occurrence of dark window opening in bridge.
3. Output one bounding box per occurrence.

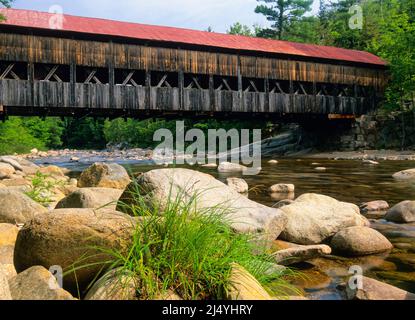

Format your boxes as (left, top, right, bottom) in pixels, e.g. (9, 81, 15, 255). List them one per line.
(293, 81, 313, 95)
(184, 73, 209, 90)
(242, 78, 265, 93)
(0, 61, 27, 80)
(316, 83, 335, 96)
(151, 71, 178, 88)
(269, 80, 290, 94)
(214, 76, 238, 91)
(76, 67, 109, 84)
(337, 84, 354, 97)
(355, 85, 372, 98)
(114, 69, 146, 87)
(34, 63, 70, 82)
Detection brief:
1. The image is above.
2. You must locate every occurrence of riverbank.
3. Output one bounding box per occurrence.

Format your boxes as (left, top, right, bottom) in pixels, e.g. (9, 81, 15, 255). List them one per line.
(1, 155, 415, 300)
(20, 147, 415, 166)
(306, 150, 415, 161)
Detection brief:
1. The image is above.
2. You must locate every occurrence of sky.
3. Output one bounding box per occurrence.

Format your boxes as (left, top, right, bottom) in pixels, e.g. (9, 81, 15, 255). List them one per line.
(11, 0, 320, 33)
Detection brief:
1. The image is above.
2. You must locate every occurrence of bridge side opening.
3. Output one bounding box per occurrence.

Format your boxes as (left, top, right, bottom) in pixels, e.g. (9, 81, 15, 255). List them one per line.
(114, 69, 146, 87)
(0, 61, 27, 80)
(76, 66, 109, 84)
(34, 63, 70, 82)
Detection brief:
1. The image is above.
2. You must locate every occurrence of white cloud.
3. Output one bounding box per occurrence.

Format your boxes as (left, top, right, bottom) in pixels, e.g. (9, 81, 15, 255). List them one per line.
(12, 0, 274, 32)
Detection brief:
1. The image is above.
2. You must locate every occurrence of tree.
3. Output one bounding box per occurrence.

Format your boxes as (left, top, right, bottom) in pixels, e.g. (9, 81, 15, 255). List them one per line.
(227, 22, 255, 36)
(254, 0, 314, 40)
(0, 0, 13, 21)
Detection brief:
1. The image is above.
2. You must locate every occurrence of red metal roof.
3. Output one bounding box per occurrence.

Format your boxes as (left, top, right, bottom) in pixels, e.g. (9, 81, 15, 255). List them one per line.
(0, 8, 387, 66)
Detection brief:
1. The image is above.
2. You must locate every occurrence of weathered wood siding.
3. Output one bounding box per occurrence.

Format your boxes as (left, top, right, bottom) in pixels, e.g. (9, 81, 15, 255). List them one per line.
(0, 32, 387, 89)
(0, 79, 372, 115)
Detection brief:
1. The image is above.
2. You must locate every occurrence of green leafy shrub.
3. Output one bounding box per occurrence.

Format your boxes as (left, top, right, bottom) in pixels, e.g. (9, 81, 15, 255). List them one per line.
(25, 171, 58, 205)
(0, 118, 45, 155)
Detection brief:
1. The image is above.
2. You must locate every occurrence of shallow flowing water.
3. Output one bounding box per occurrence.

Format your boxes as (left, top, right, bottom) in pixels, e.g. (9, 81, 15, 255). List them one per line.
(40, 157, 415, 300)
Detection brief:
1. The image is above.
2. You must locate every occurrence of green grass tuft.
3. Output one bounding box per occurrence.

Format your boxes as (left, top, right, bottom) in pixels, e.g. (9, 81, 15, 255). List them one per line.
(80, 181, 300, 300)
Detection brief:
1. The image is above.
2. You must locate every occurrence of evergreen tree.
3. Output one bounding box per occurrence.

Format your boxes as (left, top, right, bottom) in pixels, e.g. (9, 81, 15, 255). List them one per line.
(255, 0, 314, 39)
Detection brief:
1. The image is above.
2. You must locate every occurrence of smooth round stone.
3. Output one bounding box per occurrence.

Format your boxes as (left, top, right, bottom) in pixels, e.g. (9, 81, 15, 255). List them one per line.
(269, 184, 295, 193)
(268, 160, 279, 165)
(331, 226, 393, 256)
(392, 169, 415, 180)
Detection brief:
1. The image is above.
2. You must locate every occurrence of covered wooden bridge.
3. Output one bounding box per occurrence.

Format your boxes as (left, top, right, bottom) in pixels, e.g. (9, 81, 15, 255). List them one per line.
(0, 9, 388, 120)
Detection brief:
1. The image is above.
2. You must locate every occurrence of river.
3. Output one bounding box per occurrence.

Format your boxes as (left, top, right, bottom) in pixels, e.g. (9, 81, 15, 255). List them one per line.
(36, 156, 415, 300)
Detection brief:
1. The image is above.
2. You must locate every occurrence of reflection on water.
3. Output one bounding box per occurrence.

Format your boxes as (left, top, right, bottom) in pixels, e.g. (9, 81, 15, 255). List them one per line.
(57, 157, 415, 299)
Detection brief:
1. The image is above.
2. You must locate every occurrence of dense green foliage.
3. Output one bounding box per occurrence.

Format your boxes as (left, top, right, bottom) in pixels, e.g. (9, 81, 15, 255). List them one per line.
(233, 0, 415, 111)
(0, 0, 13, 21)
(25, 171, 62, 206)
(0, 117, 269, 154)
(0, 118, 48, 154)
(255, 0, 314, 40)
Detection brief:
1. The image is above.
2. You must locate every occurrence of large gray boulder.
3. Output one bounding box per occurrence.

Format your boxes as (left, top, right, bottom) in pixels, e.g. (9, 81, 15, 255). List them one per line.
(56, 188, 123, 210)
(385, 201, 415, 223)
(330, 226, 393, 256)
(13, 208, 136, 295)
(9, 266, 74, 300)
(279, 193, 369, 245)
(78, 163, 131, 190)
(117, 169, 287, 240)
(0, 189, 48, 224)
(360, 200, 389, 213)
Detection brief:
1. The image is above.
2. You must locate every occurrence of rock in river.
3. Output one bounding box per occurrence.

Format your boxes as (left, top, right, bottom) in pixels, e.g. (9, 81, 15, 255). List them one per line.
(330, 226, 393, 256)
(226, 177, 249, 194)
(392, 169, 415, 180)
(56, 188, 123, 210)
(279, 193, 369, 245)
(360, 200, 389, 213)
(272, 244, 332, 266)
(217, 162, 247, 173)
(118, 169, 287, 241)
(385, 201, 415, 223)
(0, 189, 48, 224)
(269, 184, 295, 193)
(78, 162, 131, 190)
(13, 208, 136, 295)
(341, 276, 415, 300)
